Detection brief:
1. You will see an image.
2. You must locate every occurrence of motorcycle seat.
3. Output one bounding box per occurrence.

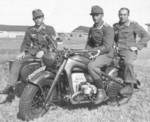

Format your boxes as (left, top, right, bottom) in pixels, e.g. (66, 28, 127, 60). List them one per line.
(8, 58, 41, 72)
(72, 67, 85, 72)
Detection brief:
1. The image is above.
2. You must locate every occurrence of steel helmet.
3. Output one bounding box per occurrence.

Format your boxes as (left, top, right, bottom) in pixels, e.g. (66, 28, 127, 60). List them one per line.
(42, 52, 57, 67)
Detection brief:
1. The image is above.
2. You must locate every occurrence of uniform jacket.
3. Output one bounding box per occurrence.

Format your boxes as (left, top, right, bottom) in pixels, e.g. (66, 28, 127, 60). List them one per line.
(85, 20, 114, 56)
(21, 24, 56, 56)
(113, 20, 150, 50)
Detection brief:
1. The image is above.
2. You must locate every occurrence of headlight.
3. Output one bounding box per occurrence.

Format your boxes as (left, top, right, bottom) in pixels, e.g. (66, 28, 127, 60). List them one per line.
(42, 52, 57, 67)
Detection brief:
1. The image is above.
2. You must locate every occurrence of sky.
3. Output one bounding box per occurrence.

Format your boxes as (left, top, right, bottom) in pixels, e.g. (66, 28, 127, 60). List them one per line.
(0, 0, 150, 32)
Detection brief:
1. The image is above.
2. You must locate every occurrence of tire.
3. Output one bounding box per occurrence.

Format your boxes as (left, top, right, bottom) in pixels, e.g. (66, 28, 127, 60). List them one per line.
(19, 78, 56, 121)
(107, 94, 132, 106)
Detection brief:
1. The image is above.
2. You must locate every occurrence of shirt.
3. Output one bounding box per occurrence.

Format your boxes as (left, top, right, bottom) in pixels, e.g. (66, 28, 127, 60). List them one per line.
(113, 20, 150, 50)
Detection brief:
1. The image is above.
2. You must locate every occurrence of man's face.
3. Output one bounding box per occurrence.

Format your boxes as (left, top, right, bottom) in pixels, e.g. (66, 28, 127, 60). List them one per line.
(92, 13, 103, 24)
(33, 16, 44, 27)
(119, 9, 129, 23)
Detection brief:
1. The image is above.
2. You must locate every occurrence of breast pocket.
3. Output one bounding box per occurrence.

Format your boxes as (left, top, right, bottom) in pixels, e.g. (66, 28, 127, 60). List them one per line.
(30, 33, 37, 40)
(121, 30, 132, 39)
(92, 30, 103, 38)
(38, 34, 47, 45)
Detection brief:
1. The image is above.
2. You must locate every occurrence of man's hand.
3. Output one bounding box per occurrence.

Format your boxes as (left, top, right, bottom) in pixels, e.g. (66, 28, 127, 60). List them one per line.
(89, 50, 101, 60)
(130, 46, 138, 51)
(97, 50, 101, 55)
(36, 50, 44, 58)
(16, 52, 26, 60)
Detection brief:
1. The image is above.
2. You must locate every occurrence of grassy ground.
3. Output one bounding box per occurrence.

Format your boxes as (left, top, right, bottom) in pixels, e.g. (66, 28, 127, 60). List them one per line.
(0, 39, 21, 64)
(0, 38, 150, 122)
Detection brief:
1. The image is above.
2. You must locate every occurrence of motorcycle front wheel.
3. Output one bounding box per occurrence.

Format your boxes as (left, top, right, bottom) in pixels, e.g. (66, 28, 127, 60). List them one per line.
(18, 78, 56, 121)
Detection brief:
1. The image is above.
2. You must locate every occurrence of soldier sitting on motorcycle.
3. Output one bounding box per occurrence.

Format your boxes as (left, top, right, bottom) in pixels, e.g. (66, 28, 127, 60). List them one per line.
(0, 9, 57, 95)
(85, 5, 114, 104)
(113, 8, 150, 96)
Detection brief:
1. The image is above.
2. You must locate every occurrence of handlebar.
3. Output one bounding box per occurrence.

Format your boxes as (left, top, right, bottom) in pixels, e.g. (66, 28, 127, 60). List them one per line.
(69, 49, 98, 54)
(63, 48, 100, 60)
(27, 58, 41, 62)
(44, 36, 100, 60)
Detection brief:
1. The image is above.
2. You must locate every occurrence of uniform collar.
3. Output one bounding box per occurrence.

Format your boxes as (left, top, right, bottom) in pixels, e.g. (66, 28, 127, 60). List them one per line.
(124, 20, 130, 26)
(41, 24, 46, 30)
(33, 23, 46, 32)
(93, 20, 104, 29)
(119, 20, 130, 27)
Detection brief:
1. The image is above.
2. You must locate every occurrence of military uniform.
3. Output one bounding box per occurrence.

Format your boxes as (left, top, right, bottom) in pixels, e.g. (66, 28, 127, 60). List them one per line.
(0, 9, 58, 95)
(85, 5, 115, 104)
(21, 24, 56, 56)
(86, 20, 114, 89)
(8, 24, 56, 86)
(113, 20, 150, 83)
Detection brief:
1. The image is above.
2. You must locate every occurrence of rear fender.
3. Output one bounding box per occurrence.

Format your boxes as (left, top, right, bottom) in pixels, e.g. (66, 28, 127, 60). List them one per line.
(28, 70, 55, 85)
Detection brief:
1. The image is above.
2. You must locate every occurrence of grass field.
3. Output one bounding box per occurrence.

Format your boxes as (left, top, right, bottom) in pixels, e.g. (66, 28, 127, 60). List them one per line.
(0, 38, 150, 122)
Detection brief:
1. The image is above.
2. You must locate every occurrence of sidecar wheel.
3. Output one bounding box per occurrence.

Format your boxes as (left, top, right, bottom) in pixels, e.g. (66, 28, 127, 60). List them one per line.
(18, 78, 56, 121)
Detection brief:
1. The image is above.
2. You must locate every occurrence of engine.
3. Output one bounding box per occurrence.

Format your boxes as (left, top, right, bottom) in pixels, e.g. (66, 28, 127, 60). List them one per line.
(80, 82, 97, 96)
(71, 73, 86, 93)
(70, 73, 97, 104)
(72, 73, 96, 95)
(105, 67, 124, 99)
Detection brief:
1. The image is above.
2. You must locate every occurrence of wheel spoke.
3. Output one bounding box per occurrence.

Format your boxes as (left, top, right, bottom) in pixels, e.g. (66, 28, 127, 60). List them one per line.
(31, 85, 51, 114)
(19, 78, 57, 120)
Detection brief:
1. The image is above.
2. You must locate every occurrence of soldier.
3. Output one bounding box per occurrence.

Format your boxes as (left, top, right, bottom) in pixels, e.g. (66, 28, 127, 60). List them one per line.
(0, 9, 57, 94)
(113, 7, 150, 94)
(85, 5, 114, 104)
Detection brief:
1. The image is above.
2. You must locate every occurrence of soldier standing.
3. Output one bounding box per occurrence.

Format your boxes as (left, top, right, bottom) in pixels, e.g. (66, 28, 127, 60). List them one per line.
(113, 8, 150, 94)
(0, 9, 57, 94)
(85, 5, 114, 104)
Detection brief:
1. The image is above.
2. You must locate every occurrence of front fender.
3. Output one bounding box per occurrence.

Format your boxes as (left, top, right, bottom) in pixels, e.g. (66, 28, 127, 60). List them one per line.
(28, 70, 55, 85)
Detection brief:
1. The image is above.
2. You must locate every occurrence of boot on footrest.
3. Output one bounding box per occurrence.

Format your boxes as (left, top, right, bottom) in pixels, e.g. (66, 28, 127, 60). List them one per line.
(94, 89, 107, 104)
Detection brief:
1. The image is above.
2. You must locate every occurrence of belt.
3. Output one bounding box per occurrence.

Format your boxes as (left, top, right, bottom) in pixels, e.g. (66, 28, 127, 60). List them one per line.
(118, 44, 129, 50)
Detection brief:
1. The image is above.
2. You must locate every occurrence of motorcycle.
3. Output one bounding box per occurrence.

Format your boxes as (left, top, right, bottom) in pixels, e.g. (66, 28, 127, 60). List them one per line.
(18, 40, 140, 120)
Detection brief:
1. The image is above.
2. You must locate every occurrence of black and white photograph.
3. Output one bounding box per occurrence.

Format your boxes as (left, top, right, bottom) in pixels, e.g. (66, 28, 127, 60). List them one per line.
(0, 0, 150, 122)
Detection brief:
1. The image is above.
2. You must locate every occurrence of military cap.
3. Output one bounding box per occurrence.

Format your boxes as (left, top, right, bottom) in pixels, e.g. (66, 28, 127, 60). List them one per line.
(32, 9, 44, 19)
(90, 5, 103, 15)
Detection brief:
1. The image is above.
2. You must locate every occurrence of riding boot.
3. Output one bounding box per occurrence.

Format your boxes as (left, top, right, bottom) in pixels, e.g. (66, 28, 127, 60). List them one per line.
(0, 85, 15, 94)
(119, 83, 134, 96)
(94, 89, 107, 104)
(94, 79, 107, 104)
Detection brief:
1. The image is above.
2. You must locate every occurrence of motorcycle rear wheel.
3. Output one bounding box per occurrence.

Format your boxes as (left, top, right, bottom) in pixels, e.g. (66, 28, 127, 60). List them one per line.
(107, 95, 132, 106)
(18, 78, 56, 121)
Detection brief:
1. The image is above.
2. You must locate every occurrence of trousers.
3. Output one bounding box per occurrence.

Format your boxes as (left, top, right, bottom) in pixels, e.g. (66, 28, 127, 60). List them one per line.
(87, 54, 112, 89)
(118, 49, 137, 83)
(8, 54, 34, 86)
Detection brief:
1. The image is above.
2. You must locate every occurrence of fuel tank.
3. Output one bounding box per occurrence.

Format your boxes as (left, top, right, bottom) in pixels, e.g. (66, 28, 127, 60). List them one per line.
(70, 55, 90, 65)
(64, 55, 90, 73)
